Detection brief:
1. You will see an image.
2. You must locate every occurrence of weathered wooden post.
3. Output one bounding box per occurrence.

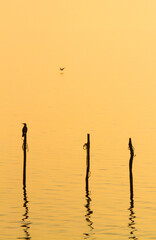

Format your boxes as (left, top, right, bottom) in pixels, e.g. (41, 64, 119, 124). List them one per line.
(22, 123, 28, 187)
(128, 138, 137, 239)
(83, 134, 94, 233)
(129, 138, 134, 204)
(83, 134, 90, 193)
(86, 134, 90, 192)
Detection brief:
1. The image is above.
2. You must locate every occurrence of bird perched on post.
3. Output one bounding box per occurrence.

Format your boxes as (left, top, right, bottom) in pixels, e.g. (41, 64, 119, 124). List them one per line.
(22, 123, 27, 137)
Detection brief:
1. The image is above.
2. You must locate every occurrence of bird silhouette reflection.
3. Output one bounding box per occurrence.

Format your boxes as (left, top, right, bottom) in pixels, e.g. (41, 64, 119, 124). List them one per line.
(19, 186, 31, 240)
(128, 138, 138, 240)
(83, 135, 95, 239)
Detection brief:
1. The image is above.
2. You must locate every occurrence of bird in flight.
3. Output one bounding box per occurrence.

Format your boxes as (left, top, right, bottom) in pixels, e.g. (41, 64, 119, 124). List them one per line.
(59, 67, 65, 71)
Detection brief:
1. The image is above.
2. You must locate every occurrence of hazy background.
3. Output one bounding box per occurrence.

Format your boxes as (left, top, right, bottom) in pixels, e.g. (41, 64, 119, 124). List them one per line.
(1, 0, 156, 131)
(1, 1, 156, 239)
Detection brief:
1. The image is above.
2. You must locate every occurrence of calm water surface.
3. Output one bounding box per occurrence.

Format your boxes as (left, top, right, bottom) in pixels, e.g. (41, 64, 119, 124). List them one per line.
(1, 120, 156, 240)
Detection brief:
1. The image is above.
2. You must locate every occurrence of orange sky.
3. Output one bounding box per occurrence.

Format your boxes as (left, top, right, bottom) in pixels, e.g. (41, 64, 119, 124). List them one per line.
(0, 0, 156, 134)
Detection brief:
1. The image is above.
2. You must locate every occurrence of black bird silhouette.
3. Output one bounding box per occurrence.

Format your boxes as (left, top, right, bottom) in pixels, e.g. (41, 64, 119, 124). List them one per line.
(22, 123, 27, 137)
(59, 67, 65, 71)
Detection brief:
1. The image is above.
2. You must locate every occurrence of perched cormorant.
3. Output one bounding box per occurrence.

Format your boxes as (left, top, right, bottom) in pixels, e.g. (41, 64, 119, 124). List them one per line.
(22, 123, 27, 137)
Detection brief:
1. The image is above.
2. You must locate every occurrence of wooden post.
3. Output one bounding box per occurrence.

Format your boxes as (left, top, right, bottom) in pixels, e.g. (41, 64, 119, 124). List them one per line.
(22, 123, 28, 187)
(86, 134, 90, 193)
(84, 134, 94, 231)
(128, 138, 137, 239)
(129, 138, 134, 204)
(23, 134, 27, 186)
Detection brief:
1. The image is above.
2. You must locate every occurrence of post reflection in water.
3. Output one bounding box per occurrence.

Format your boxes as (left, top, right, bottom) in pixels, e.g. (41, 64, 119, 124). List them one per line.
(83, 134, 95, 239)
(128, 199, 137, 240)
(84, 177, 94, 239)
(128, 138, 138, 240)
(19, 186, 31, 240)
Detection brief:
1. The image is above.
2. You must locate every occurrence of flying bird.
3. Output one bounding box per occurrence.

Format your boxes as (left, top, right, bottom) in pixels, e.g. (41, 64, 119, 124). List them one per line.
(22, 123, 27, 137)
(59, 67, 65, 71)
